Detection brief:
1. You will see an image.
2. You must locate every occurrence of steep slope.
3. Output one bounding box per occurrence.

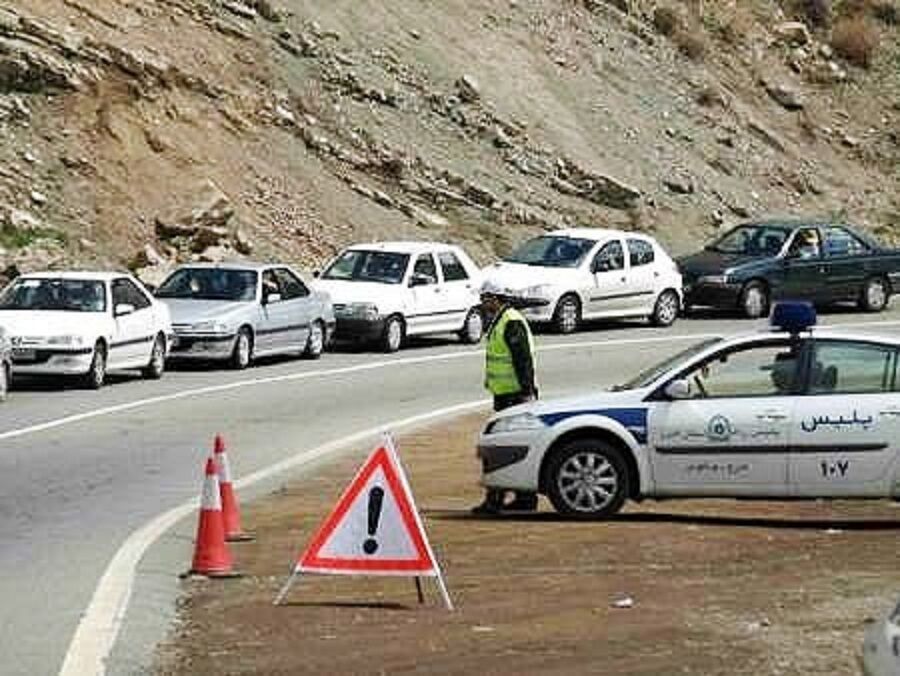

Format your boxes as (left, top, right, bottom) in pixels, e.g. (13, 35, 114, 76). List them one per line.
(0, 0, 897, 282)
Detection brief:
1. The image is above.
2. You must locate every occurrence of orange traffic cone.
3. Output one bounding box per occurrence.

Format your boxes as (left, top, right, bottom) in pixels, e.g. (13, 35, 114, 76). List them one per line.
(187, 457, 238, 577)
(213, 434, 254, 542)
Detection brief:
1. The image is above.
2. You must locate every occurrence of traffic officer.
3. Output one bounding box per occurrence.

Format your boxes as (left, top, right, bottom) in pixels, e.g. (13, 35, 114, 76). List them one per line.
(473, 281, 540, 515)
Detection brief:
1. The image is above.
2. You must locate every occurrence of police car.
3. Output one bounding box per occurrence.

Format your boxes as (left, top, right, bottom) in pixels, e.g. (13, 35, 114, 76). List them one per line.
(478, 303, 900, 518)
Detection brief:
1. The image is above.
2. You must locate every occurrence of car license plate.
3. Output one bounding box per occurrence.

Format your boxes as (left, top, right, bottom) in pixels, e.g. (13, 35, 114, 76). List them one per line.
(13, 348, 36, 361)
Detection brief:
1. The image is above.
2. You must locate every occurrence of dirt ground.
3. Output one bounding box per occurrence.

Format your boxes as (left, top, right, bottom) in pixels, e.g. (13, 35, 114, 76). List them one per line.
(154, 414, 900, 675)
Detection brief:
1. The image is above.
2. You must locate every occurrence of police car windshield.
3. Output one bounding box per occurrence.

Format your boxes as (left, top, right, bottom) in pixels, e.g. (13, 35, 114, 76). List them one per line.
(156, 268, 258, 301)
(613, 338, 723, 390)
(0, 278, 107, 312)
(322, 250, 410, 284)
(504, 236, 595, 268)
(707, 225, 790, 256)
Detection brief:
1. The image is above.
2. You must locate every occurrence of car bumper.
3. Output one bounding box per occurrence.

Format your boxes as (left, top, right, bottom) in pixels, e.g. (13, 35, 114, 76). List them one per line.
(684, 281, 742, 309)
(11, 348, 94, 375)
(168, 333, 236, 360)
(332, 317, 386, 342)
(477, 429, 549, 491)
(519, 299, 555, 323)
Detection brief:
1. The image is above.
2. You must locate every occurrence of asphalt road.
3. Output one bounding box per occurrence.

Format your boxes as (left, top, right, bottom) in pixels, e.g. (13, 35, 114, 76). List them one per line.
(1, 308, 900, 675)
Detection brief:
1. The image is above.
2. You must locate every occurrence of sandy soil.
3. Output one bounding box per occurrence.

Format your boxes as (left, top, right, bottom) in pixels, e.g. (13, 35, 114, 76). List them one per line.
(154, 413, 900, 675)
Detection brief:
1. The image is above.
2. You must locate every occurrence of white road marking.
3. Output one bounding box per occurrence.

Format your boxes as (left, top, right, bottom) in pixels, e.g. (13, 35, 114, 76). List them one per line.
(58, 398, 489, 676)
(6, 317, 900, 443)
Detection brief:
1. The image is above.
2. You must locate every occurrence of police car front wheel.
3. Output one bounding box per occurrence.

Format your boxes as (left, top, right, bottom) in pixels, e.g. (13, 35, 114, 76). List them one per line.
(545, 439, 629, 519)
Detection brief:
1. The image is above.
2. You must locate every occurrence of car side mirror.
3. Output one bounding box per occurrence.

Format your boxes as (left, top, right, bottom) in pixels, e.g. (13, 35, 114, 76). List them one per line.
(114, 303, 135, 317)
(410, 273, 435, 287)
(664, 379, 691, 400)
(264, 292, 282, 305)
(593, 258, 610, 273)
(312, 270, 321, 278)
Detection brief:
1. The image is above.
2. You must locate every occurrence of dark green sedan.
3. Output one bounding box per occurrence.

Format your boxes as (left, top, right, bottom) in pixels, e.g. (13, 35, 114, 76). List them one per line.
(679, 219, 900, 318)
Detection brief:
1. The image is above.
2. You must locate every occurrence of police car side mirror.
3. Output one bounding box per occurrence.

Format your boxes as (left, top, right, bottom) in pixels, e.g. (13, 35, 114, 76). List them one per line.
(664, 379, 691, 400)
(410, 273, 435, 287)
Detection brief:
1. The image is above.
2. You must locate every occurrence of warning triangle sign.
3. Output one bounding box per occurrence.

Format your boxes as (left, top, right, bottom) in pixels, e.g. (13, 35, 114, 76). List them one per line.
(296, 438, 439, 576)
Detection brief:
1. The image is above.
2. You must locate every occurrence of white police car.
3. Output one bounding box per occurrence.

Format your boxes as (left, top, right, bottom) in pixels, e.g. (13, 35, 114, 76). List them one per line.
(478, 303, 900, 518)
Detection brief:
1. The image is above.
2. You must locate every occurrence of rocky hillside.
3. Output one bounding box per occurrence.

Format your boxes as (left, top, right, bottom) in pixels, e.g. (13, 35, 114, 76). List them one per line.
(0, 0, 898, 284)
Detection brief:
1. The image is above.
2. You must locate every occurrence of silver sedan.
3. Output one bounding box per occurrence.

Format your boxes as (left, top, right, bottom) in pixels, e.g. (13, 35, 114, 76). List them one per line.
(0, 325, 10, 400)
(156, 263, 335, 368)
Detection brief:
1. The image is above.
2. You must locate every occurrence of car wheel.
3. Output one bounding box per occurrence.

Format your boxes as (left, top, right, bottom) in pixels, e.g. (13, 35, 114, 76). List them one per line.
(859, 277, 889, 312)
(459, 308, 484, 344)
(739, 281, 769, 319)
(650, 289, 680, 327)
(381, 316, 404, 353)
(545, 439, 629, 519)
(303, 321, 325, 360)
(230, 328, 253, 370)
(142, 334, 166, 379)
(0, 362, 8, 402)
(84, 342, 107, 390)
(552, 294, 581, 334)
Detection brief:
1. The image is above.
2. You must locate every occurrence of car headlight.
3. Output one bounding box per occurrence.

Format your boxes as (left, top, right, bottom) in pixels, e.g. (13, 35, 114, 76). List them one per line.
(46, 335, 85, 346)
(522, 284, 554, 299)
(347, 303, 380, 320)
(486, 412, 547, 435)
(698, 274, 730, 285)
(190, 321, 230, 334)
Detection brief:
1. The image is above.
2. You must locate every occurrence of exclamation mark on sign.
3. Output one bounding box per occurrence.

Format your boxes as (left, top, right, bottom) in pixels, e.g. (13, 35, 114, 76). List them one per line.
(363, 486, 385, 555)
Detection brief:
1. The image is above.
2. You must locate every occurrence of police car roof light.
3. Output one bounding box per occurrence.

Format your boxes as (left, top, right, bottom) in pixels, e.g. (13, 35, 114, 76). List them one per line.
(770, 301, 816, 334)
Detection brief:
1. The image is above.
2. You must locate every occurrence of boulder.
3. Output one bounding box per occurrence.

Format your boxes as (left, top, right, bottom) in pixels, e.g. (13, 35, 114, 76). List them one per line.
(455, 74, 480, 103)
(766, 83, 804, 110)
(773, 21, 811, 46)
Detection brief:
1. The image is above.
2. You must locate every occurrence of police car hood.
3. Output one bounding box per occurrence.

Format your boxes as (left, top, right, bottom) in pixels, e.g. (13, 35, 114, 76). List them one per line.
(482, 262, 581, 294)
(501, 388, 648, 420)
(313, 279, 402, 307)
(0, 310, 109, 338)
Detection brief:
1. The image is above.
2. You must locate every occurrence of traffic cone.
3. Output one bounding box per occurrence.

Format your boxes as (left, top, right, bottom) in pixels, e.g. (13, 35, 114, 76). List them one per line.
(187, 457, 237, 577)
(213, 434, 254, 542)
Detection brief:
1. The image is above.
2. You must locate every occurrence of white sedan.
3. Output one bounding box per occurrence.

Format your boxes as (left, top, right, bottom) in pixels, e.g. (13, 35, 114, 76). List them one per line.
(315, 241, 484, 352)
(478, 303, 900, 518)
(0, 272, 173, 388)
(482, 228, 683, 333)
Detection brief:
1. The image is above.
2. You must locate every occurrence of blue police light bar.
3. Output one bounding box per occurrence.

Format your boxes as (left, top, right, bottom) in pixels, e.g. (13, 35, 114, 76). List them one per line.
(770, 301, 817, 333)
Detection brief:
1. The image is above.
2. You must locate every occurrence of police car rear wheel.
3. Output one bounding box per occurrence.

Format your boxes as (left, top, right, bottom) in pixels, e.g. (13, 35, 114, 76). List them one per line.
(546, 439, 628, 519)
(382, 316, 404, 353)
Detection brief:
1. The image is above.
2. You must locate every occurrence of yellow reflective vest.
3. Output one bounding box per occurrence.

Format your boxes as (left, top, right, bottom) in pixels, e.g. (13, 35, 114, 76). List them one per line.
(484, 308, 535, 396)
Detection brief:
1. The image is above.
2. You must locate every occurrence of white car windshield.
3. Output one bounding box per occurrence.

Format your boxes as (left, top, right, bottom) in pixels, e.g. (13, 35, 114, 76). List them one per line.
(156, 268, 258, 301)
(707, 225, 791, 256)
(0, 278, 107, 312)
(613, 338, 723, 391)
(322, 250, 410, 284)
(504, 236, 595, 268)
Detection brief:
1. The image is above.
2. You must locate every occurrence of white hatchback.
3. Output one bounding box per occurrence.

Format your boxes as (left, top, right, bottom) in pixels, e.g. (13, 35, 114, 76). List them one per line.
(0, 272, 173, 388)
(482, 228, 683, 333)
(315, 241, 483, 352)
(477, 304, 900, 518)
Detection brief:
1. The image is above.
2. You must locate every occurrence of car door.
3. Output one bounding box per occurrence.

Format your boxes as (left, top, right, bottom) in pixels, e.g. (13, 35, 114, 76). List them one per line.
(779, 227, 828, 303)
(273, 267, 313, 352)
(586, 239, 630, 316)
(648, 339, 800, 497)
(110, 277, 156, 368)
(407, 253, 445, 335)
(258, 268, 292, 354)
(820, 225, 872, 303)
(624, 238, 659, 314)
(790, 339, 900, 497)
(437, 250, 476, 330)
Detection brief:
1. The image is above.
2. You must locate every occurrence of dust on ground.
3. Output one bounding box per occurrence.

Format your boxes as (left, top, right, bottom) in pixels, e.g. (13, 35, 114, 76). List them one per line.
(155, 414, 900, 675)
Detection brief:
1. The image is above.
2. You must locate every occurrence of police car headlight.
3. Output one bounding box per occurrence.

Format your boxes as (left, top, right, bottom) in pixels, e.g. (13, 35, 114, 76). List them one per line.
(46, 334, 85, 346)
(487, 412, 546, 435)
(523, 284, 554, 299)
